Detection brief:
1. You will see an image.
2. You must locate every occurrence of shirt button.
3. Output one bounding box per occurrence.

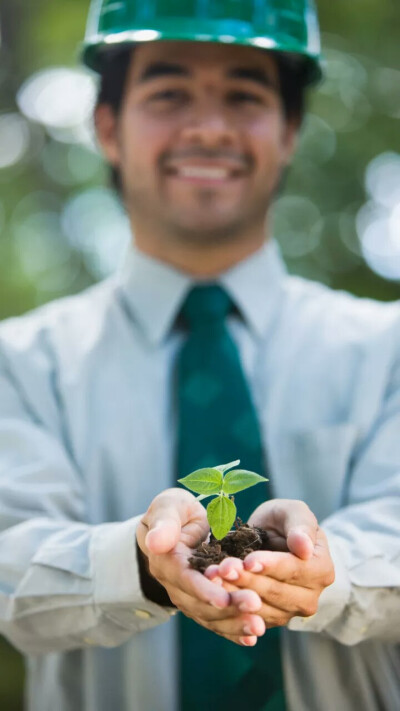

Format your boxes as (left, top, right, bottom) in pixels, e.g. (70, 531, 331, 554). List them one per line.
(134, 609, 152, 619)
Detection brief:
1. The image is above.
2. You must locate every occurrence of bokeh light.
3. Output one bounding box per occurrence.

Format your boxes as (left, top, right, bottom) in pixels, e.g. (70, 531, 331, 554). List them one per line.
(0, 113, 30, 169)
(365, 152, 400, 209)
(296, 113, 337, 165)
(273, 196, 321, 258)
(41, 141, 104, 186)
(0, 1, 399, 317)
(17, 67, 96, 131)
(61, 187, 131, 278)
(370, 68, 400, 118)
(11, 191, 68, 274)
(357, 153, 400, 280)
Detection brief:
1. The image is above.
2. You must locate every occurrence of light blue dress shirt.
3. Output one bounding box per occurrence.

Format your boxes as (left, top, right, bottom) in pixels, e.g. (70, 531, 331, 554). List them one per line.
(0, 240, 399, 711)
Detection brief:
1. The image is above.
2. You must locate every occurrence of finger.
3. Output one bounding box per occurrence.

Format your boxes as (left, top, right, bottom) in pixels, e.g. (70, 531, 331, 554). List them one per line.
(142, 488, 208, 553)
(218, 557, 244, 581)
(172, 585, 261, 629)
(199, 612, 266, 639)
(214, 632, 258, 647)
(229, 588, 262, 613)
(244, 528, 333, 587)
(204, 565, 220, 580)
(243, 551, 300, 580)
(211, 576, 224, 587)
(218, 579, 298, 627)
(200, 567, 224, 586)
(216, 559, 298, 611)
(171, 560, 231, 609)
(229, 592, 296, 628)
(242, 550, 313, 586)
(238, 636, 258, 646)
(200, 568, 224, 586)
(222, 569, 320, 617)
(249, 500, 318, 560)
(150, 546, 230, 609)
(167, 586, 232, 622)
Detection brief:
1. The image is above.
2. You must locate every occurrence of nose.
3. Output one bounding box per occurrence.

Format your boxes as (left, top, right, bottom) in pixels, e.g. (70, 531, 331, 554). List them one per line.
(180, 99, 237, 148)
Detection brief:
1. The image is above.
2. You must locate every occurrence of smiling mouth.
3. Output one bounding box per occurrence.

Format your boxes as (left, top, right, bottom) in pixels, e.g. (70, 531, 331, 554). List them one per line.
(165, 164, 247, 184)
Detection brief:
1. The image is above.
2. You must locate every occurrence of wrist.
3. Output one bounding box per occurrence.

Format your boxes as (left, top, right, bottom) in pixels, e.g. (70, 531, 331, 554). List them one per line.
(136, 540, 177, 608)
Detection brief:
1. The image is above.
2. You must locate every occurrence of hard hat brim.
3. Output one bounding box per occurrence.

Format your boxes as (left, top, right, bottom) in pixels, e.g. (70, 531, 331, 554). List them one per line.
(81, 26, 323, 87)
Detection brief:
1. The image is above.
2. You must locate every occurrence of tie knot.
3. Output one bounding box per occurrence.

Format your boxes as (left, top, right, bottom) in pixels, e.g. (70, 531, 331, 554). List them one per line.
(181, 284, 232, 330)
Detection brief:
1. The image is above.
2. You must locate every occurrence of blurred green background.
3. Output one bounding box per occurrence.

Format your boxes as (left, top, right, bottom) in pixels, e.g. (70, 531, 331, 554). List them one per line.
(0, 0, 399, 708)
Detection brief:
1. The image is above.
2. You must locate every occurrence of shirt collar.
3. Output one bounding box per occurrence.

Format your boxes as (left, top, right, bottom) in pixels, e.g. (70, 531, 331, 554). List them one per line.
(116, 239, 287, 345)
(220, 239, 287, 339)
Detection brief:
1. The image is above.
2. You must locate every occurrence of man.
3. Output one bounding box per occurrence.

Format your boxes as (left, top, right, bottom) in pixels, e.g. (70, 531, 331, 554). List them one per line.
(0, 1, 399, 710)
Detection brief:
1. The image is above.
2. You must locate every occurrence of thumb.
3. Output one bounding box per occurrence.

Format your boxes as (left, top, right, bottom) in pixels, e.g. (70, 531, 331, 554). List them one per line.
(280, 501, 318, 560)
(145, 518, 181, 555)
(249, 499, 318, 560)
(287, 526, 315, 560)
(142, 488, 206, 555)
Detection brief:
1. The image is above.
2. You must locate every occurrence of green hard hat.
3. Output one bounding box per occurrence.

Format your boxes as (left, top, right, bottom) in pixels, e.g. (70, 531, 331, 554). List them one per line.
(81, 0, 323, 86)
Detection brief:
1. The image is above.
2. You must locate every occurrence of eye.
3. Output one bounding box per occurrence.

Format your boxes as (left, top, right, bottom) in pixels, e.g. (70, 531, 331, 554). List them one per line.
(150, 89, 188, 103)
(228, 91, 263, 105)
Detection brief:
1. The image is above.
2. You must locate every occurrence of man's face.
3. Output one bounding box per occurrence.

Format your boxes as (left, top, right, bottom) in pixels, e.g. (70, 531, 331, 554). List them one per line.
(97, 41, 298, 245)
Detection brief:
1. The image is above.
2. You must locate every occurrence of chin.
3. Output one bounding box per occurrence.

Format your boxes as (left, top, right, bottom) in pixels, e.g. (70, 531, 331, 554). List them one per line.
(172, 220, 247, 245)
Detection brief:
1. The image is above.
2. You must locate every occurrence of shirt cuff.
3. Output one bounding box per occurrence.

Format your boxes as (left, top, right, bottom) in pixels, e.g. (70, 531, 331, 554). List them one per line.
(92, 516, 177, 631)
(288, 528, 351, 634)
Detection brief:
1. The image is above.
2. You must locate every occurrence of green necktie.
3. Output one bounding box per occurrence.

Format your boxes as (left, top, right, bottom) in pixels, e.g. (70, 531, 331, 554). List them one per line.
(175, 284, 286, 711)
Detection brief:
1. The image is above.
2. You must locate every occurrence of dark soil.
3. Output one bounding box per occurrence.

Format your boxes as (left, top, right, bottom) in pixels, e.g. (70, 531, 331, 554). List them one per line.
(189, 519, 272, 574)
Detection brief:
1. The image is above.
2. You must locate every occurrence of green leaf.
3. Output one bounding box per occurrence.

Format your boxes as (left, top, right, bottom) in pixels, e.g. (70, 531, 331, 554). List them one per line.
(207, 495, 237, 540)
(214, 459, 241, 474)
(222, 469, 268, 495)
(178, 468, 223, 495)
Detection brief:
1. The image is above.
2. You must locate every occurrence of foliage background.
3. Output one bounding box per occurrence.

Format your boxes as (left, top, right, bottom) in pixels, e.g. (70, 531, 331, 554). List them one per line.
(0, 0, 399, 708)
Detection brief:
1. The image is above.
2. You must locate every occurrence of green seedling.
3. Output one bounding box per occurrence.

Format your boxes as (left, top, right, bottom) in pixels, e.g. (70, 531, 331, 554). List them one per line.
(178, 460, 268, 540)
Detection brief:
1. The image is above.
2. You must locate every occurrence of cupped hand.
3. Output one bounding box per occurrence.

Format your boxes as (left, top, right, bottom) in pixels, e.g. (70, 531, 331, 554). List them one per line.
(136, 488, 266, 646)
(205, 499, 335, 629)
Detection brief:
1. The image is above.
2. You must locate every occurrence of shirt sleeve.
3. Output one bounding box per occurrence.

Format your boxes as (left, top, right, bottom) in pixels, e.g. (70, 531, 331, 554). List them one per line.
(288, 355, 400, 645)
(0, 346, 175, 656)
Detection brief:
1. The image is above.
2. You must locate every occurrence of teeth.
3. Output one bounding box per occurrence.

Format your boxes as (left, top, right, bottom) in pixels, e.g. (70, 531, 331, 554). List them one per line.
(177, 166, 230, 180)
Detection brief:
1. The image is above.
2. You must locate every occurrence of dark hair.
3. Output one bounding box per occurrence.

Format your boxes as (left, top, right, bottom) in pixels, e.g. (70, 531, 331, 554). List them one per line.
(96, 47, 307, 195)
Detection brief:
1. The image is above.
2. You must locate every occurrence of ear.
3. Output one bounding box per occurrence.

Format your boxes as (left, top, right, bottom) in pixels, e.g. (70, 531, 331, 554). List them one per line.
(94, 104, 121, 167)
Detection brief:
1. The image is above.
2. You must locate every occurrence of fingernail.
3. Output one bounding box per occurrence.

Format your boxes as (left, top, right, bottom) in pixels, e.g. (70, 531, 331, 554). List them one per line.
(293, 529, 313, 545)
(223, 570, 239, 581)
(213, 577, 224, 587)
(238, 602, 252, 613)
(205, 565, 219, 577)
(247, 562, 263, 573)
(211, 601, 226, 610)
(239, 636, 256, 647)
(243, 625, 253, 636)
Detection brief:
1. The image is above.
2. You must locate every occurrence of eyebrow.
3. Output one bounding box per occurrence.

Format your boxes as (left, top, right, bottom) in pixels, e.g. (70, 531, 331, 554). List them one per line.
(137, 61, 279, 91)
(138, 62, 189, 83)
(228, 67, 279, 91)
